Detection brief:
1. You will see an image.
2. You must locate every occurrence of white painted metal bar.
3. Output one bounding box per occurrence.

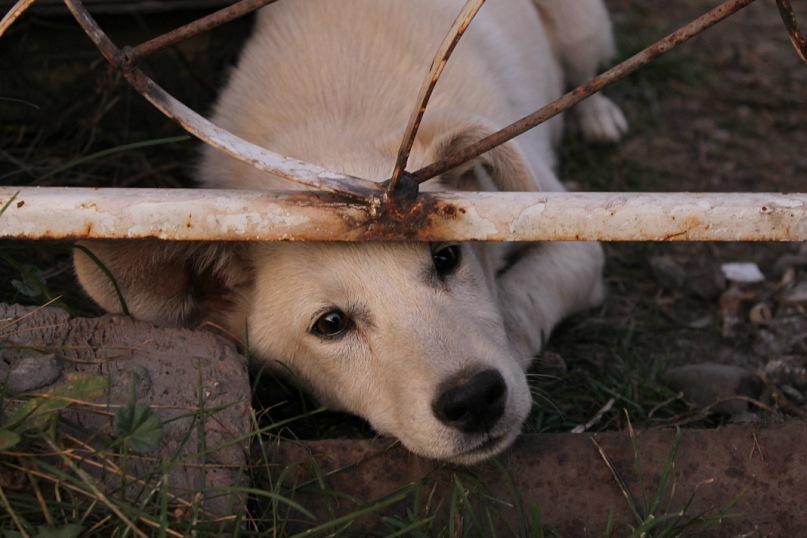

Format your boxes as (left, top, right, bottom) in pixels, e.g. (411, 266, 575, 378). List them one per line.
(2, 187, 806, 242)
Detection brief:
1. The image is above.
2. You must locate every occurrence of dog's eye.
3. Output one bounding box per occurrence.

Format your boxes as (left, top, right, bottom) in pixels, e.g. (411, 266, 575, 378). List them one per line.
(311, 309, 352, 338)
(432, 244, 461, 277)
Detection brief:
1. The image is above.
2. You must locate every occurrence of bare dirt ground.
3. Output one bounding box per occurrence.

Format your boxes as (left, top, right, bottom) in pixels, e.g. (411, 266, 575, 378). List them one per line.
(2, 0, 807, 433)
(542, 0, 807, 429)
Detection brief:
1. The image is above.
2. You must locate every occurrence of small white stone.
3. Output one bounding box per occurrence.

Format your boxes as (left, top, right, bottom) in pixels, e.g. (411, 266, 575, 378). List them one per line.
(720, 262, 766, 284)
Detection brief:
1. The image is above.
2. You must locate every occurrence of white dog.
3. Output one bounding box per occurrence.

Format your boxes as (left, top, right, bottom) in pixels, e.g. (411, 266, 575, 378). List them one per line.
(75, 0, 626, 464)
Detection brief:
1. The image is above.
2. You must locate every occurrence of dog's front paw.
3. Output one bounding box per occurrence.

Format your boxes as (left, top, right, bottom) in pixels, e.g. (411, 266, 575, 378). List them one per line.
(575, 93, 628, 143)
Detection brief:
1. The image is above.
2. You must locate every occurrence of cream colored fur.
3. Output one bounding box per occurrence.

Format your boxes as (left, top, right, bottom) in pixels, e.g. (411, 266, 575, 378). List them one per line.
(75, 0, 626, 463)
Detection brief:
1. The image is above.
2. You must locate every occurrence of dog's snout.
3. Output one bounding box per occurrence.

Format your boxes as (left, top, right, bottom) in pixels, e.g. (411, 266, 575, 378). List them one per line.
(432, 368, 507, 433)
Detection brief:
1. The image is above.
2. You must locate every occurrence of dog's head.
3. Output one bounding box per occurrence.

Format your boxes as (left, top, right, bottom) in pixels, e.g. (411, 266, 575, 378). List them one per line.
(74, 119, 541, 463)
(251, 240, 533, 462)
(75, 238, 532, 463)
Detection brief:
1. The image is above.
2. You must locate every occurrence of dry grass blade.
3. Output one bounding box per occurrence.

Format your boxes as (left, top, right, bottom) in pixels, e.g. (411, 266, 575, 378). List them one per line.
(0, 296, 64, 333)
(0, 485, 29, 538)
(411, 0, 759, 183)
(388, 0, 486, 192)
(571, 397, 615, 433)
(591, 438, 642, 523)
(42, 439, 151, 538)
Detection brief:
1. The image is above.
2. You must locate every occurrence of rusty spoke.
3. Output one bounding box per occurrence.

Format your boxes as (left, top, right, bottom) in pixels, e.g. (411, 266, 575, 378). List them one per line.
(0, 0, 36, 38)
(411, 0, 760, 184)
(122, 0, 279, 67)
(386, 0, 486, 196)
(62, 0, 381, 202)
(775, 0, 807, 65)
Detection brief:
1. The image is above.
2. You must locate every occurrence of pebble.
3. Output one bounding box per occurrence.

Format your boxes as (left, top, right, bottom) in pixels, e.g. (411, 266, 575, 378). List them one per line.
(649, 255, 726, 299)
(777, 281, 807, 308)
(721, 262, 766, 284)
(0, 353, 62, 393)
(765, 356, 807, 389)
(662, 363, 762, 416)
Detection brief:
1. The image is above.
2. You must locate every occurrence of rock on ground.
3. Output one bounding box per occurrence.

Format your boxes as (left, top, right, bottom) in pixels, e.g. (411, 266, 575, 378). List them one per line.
(0, 303, 252, 516)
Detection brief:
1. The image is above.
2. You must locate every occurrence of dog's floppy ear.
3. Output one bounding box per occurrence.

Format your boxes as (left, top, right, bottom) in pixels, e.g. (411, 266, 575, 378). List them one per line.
(74, 240, 251, 328)
(418, 112, 542, 193)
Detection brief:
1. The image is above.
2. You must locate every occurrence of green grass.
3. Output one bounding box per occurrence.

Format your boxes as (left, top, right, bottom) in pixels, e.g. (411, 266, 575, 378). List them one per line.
(0, 381, 741, 536)
(594, 423, 743, 537)
(528, 320, 688, 435)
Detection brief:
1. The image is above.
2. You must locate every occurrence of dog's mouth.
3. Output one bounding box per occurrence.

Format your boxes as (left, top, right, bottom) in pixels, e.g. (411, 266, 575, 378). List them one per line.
(451, 432, 512, 464)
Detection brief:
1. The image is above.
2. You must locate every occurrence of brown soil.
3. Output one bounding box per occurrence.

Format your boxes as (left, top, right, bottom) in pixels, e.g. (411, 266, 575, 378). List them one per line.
(545, 0, 807, 424)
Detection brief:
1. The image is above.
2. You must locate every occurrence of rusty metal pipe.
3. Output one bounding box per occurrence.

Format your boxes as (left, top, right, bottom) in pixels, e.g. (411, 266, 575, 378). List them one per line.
(3, 187, 807, 242)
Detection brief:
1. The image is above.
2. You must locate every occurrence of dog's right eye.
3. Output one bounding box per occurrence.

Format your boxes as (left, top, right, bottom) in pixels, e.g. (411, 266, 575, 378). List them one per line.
(311, 309, 352, 338)
(432, 244, 461, 277)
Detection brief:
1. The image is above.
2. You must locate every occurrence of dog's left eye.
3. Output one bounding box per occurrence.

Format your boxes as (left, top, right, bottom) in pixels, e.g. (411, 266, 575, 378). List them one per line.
(432, 244, 461, 277)
(311, 309, 353, 339)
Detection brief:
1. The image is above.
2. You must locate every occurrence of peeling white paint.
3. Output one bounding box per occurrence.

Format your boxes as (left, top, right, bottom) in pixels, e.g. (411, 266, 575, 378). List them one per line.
(2, 187, 807, 242)
(205, 212, 261, 237)
(509, 201, 546, 235)
(456, 202, 499, 238)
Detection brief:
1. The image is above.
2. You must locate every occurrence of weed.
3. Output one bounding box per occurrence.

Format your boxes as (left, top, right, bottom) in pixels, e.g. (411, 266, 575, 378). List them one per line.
(528, 313, 689, 435)
(594, 417, 742, 537)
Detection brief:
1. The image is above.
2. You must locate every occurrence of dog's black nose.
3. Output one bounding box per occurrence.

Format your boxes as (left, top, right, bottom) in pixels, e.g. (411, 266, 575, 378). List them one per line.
(432, 368, 507, 433)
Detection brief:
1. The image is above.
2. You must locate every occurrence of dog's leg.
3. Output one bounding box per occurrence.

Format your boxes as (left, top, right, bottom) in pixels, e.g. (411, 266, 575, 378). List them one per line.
(495, 241, 605, 368)
(534, 0, 628, 142)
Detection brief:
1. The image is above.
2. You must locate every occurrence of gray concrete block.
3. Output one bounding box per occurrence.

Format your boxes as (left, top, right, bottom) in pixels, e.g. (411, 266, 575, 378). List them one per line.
(0, 303, 251, 516)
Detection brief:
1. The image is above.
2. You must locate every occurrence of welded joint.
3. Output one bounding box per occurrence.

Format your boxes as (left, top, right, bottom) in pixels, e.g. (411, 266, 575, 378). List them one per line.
(372, 173, 421, 220)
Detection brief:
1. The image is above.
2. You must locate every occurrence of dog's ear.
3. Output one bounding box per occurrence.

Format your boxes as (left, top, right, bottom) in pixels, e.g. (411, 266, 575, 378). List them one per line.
(74, 240, 251, 328)
(418, 112, 542, 193)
